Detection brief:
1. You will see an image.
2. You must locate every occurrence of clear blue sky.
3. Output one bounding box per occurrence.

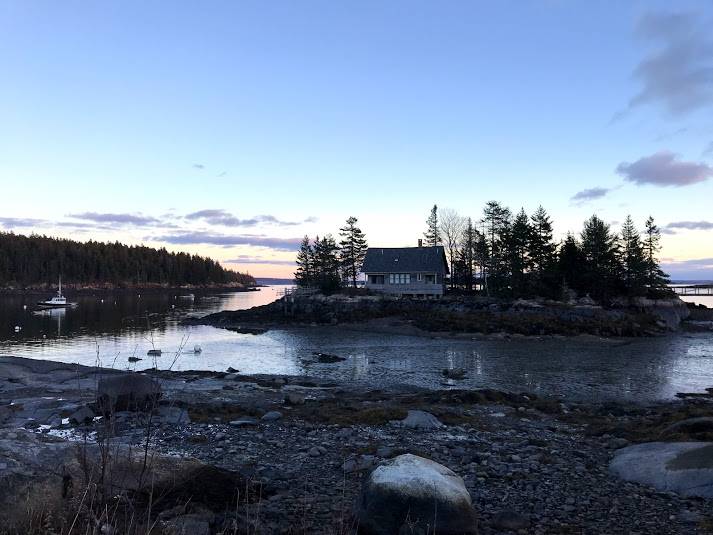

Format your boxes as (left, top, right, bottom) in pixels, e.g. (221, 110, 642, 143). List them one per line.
(1, 1, 711, 278)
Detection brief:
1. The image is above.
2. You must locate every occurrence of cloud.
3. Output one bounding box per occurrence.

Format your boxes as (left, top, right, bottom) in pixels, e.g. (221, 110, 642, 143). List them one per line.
(68, 212, 163, 226)
(224, 256, 296, 266)
(620, 11, 713, 117)
(616, 151, 712, 187)
(153, 231, 303, 251)
(666, 220, 713, 231)
(0, 217, 46, 228)
(703, 141, 713, 158)
(570, 187, 612, 204)
(185, 209, 312, 227)
(192, 163, 205, 170)
(660, 257, 713, 279)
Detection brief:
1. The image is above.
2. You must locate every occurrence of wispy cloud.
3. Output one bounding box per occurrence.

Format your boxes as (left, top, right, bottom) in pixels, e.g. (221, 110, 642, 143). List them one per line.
(570, 187, 613, 205)
(67, 212, 163, 226)
(224, 255, 296, 266)
(665, 220, 713, 233)
(703, 141, 713, 158)
(0, 217, 46, 228)
(617, 11, 713, 118)
(616, 151, 712, 187)
(660, 257, 713, 278)
(153, 231, 303, 251)
(185, 209, 313, 228)
(192, 163, 205, 170)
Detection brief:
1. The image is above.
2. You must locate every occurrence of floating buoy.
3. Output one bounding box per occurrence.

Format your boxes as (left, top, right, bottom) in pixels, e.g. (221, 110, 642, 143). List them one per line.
(101, 299, 104, 303)
(171, 304, 175, 309)
(23, 305, 27, 310)
(14, 326, 21, 332)
(42, 334, 47, 339)
(194, 345, 202, 354)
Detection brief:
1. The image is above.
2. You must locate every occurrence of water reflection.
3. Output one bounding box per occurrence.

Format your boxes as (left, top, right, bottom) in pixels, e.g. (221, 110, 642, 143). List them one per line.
(1, 287, 712, 401)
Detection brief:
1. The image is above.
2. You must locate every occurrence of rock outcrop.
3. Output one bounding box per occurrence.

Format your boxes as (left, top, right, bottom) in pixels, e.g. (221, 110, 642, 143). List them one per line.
(356, 454, 478, 535)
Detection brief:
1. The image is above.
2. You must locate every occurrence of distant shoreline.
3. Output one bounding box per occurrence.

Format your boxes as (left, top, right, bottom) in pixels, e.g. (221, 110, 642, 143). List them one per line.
(0, 283, 260, 295)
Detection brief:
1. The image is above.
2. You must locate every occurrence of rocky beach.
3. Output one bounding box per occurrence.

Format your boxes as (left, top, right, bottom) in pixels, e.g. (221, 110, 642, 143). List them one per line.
(3, 354, 713, 534)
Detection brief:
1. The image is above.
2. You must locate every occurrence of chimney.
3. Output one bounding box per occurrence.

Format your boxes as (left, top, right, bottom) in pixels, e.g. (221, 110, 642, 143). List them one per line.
(418, 239, 423, 247)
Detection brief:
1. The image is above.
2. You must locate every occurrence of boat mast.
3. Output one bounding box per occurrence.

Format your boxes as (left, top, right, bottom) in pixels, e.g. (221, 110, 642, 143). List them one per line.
(58, 275, 62, 297)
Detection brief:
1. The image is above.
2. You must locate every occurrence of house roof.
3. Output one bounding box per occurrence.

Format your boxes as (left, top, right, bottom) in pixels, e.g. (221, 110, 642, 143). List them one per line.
(361, 246, 449, 274)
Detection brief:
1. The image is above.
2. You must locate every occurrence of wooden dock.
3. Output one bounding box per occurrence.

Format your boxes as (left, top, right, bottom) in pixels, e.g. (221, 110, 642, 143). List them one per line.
(671, 285, 713, 296)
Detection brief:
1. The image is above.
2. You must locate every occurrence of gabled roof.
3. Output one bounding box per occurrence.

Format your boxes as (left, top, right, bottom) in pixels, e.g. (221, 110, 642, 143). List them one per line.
(361, 246, 449, 274)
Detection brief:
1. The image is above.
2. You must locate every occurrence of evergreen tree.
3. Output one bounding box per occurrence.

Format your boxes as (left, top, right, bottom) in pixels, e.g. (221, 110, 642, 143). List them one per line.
(619, 215, 648, 296)
(530, 205, 556, 275)
(481, 201, 512, 295)
(338, 216, 368, 288)
(507, 208, 532, 295)
(312, 234, 341, 294)
(558, 233, 584, 296)
(643, 216, 670, 293)
(458, 217, 477, 291)
(424, 205, 441, 247)
(294, 235, 314, 287)
(580, 215, 620, 301)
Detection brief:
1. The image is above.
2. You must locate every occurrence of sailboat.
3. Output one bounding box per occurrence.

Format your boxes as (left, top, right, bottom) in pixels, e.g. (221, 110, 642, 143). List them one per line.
(37, 276, 76, 308)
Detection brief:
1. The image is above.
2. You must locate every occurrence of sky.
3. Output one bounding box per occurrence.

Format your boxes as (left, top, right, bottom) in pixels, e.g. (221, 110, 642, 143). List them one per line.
(0, 1, 712, 279)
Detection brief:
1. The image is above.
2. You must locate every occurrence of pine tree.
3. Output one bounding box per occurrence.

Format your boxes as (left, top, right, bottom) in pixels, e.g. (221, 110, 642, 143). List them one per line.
(643, 216, 670, 292)
(580, 215, 620, 301)
(338, 216, 368, 288)
(558, 233, 583, 296)
(507, 208, 532, 295)
(313, 234, 341, 294)
(424, 205, 441, 247)
(481, 201, 512, 295)
(294, 235, 314, 287)
(530, 205, 556, 275)
(458, 218, 477, 291)
(619, 216, 648, 296)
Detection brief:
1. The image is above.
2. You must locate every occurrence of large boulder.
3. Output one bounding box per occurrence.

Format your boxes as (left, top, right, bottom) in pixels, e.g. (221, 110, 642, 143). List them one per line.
(97, 373, 161, 413)
(395, 410, 444, 430)
(356, 454, 478, 535)
(610, 442, 713, 498)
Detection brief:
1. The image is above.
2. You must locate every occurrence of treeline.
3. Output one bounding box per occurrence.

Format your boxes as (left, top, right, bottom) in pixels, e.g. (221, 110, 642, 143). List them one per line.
(295, 216, 368, 293)
(0, 232, 255, 288)
(430, 202, 670, 302)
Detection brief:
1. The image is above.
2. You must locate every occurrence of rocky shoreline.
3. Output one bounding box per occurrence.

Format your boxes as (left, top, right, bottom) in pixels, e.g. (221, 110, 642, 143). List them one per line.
(191, 293, 700, 338)
(2, 356, 713, 534)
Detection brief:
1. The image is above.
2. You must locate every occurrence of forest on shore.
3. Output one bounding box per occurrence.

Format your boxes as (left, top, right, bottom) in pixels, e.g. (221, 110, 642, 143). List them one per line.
(0, 232, 255, 289)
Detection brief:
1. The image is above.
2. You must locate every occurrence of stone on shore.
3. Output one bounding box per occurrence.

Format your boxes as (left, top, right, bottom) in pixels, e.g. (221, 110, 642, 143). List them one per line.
(261, 411, 283, 422)
(356, 454, 478, 535)
(97, 373, 162, 413)
(394, 410, 444, 430)
(610, 442, 713, 498)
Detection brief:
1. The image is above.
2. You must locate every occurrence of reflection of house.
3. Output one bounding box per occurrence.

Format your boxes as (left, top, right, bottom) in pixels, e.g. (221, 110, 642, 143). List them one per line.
(361, 241, 449, 297)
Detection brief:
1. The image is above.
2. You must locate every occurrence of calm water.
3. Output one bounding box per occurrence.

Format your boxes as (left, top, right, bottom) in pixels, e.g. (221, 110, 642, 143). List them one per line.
(1, 286, 712, 402)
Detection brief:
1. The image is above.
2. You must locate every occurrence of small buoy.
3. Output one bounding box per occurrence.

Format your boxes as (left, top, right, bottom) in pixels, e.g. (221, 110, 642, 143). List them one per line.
(23, 305, 27, 310)
(101, 299, 104, 303)
(14, 326, 21, 332)
(194, 345, 202, 354)
(42, 334, 47, 339)
(171, 304, 175, 309)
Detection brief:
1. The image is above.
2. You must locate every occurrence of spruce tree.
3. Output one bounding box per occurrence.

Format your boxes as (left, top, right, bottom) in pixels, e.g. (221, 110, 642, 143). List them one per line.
(507, 208, 532, 295)
(294, 235, 314, 287)
(481, 201, 512, 295)
(313, 234, 341, 294)
(558, 233, 584, 296)
(338, 216, 368, 288)
(643, 216, 670, 293)
(619, 216, 648, 296)
(424, 205, 441, 246)
(580, 215, 619, 301)
(530, 206, 556, 275)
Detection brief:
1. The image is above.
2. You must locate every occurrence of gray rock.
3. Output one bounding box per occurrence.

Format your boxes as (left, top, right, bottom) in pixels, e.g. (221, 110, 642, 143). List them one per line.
(69, 405, 94, 425)
(308, 446, 322, 457)
(610, 442, 713, 498)
(661, 417, 713, 437)
(97, 373, 161, 412)
(490, 509, 530, 531)
(395, 410, 444, 430)
(229, 417, 258, 427)
(284, 393, 305, 405)
(261, 411, 283, 422)
(356, 454, 478, 535)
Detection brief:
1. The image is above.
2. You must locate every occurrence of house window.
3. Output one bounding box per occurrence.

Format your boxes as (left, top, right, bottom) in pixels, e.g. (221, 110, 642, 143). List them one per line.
(417, 274, 423, 281)
(389, 274, 411, 284)
(425, 274, 435, 284)
(368, 275, 384, 284)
